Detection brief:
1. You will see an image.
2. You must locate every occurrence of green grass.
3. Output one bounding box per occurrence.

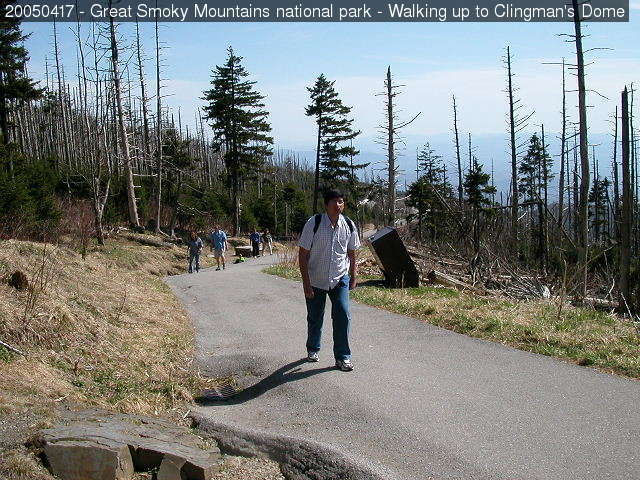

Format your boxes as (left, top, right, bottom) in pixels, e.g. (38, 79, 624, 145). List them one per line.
(265, 263, 640, 379)
(0, 345, 15, 363)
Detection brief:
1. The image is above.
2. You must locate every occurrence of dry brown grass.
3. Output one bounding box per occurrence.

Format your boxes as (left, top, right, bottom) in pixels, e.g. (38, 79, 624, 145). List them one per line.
(0, 447, 56, 480)
(0, 235, 223, 478)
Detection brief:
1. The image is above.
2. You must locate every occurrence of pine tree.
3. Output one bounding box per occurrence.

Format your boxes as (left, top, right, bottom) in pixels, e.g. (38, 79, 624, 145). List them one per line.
(0, 1, 43, 171)
(518, 133, 551, 264)
(464, 159, 496, 211)
(305, 74, 360, 208)
(203, 47, 273, 235)
(588, 176, 611, 244)
(463, 158, 496, 255)
(163, 128, 195, 236)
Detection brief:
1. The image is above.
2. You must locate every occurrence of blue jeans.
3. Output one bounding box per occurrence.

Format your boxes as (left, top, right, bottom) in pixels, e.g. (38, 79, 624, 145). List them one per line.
(305, 274, 352, 360)
(188, 253, 200, 273)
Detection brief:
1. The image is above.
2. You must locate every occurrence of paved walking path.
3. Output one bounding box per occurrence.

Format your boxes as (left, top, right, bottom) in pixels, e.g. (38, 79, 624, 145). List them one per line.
(166, 255, 639, 480)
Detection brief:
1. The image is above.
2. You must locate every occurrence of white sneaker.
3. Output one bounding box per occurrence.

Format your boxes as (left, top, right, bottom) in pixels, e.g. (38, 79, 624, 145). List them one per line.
(307, 351, 319, 362)
(335, 359, 354, 371)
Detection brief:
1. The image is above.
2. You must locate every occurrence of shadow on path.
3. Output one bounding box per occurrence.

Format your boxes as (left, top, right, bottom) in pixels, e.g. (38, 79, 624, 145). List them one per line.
(197, 358, 335, 406)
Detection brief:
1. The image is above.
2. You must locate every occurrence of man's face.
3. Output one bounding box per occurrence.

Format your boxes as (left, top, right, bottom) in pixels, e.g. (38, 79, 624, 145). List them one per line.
(326, 197, 345, 216)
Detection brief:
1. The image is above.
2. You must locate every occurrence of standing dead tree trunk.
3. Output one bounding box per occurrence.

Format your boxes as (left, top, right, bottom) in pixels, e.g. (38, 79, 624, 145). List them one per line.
(109, 15, 140, 228)
(504, 46, 534, 243)
(558, 58, 567, 229)
(612, 107, 620, 234)
(377, 66, 420, 226)
(154, 15, 163, 234)
(452, 95, 463, 204)
(572, 0, 591, 298)
(619, 87, 632, 313)
(385, 67, 395, 226)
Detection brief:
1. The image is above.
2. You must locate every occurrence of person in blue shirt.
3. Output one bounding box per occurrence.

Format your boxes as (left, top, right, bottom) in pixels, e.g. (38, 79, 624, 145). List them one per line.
(209, 225, 228, 271)
(249, 229, 262, 257)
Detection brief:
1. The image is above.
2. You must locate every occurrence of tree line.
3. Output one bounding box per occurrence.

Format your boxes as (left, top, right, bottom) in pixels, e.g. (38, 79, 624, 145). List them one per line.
(0, 0, 638, 313)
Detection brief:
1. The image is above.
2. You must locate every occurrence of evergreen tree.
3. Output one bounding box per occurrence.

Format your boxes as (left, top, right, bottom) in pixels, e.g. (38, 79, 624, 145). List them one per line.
(203, 46, 273, 235)
(518, 133, 552, 264)
(0, 1, 43, 170)
(588, 176, 611, 244)
(305, 74, 361, 210)
(463, 159, 495, 211)
(463, 158, 496, 254)
(162, 128, 195, 236)
(407, 143, 453, 240)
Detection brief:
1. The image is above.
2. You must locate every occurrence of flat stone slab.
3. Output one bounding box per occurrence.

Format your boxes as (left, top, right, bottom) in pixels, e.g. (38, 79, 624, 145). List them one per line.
(36, 410, 222, 480)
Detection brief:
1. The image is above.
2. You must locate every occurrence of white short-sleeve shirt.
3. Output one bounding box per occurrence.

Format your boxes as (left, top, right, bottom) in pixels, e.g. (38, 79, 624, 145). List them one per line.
(298, 214, 361, 291)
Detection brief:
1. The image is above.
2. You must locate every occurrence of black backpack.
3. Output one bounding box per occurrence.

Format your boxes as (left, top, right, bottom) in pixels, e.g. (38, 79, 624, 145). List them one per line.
(310, 214, 355, 248)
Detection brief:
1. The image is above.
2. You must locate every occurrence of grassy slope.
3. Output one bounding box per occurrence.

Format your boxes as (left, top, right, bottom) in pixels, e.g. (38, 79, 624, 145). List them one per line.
(264, 257, 640, 380)
(0, 235, 220, 479)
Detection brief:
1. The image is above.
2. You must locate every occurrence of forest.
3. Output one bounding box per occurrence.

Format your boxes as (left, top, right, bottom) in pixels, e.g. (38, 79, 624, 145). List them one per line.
(0, 0, 638, 316)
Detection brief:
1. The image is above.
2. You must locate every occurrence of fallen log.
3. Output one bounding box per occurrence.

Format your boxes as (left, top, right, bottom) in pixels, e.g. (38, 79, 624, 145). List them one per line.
(424, 270, 486, 295)
(0, 339, 25, 356)
(579, 297, 618, 310)
(121, 233, 174, 248)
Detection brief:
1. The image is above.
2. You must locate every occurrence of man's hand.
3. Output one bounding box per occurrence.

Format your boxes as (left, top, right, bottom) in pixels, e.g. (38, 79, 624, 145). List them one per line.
(303, 282, 315, 299)
(349, 276, 357, 290)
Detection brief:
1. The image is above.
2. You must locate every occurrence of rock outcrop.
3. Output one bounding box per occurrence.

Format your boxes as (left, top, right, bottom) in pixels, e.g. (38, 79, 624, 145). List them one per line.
(35, 410, 222, 480)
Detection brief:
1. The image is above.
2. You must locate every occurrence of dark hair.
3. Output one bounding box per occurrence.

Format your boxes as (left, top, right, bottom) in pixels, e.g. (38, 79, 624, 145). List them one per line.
(323, 189, 345, 205)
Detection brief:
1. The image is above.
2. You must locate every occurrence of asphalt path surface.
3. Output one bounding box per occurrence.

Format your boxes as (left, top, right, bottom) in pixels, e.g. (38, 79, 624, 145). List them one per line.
(166, 254, 639, 480)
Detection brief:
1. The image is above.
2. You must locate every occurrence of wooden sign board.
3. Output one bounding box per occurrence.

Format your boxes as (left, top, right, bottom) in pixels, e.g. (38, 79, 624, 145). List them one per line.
(366, 227, 419, 288)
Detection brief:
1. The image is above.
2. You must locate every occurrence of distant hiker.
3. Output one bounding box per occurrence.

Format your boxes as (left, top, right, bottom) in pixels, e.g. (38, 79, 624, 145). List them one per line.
(263, 229, 273, 255)
(209, 225, 228, 271)
(298, 189, 360, 372)
(249, 229, 262, 257)
(187, 231, 204, 274)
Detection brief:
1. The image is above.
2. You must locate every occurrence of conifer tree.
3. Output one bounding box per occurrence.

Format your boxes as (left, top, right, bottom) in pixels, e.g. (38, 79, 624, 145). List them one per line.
(588, 176, 611, 244)
(463, 158, 496, 255)
(464, 159, 496, 211)
(407, 143, 453, 240)
(0, 1, 43, 171)
(203, 47, 273, 235)
(305, 74, 360, 209)
(518, 134, 550, 263)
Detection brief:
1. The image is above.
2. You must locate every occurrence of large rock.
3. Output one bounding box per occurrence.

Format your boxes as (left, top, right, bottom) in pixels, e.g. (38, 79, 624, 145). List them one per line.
(44, 438, 134, 480)
(37, 410, 222, 480)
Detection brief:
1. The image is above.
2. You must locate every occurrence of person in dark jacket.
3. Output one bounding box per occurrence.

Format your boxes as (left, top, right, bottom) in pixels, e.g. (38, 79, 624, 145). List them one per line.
(187, 231, 203, 273)
(249, 229, 262, 257)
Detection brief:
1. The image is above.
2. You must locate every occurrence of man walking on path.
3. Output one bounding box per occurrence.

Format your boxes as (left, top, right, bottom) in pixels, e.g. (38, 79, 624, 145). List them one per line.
(187, 231, 204, 273)
(209, 225, 228, 271)
(298, 190, 360, 372)
(249, 229, 262, 257)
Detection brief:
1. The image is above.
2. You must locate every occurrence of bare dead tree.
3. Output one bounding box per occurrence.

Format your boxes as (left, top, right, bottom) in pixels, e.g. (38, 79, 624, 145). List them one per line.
(572, 0, 590, 297)
(109, 15, 139, 227)
(618, 87, 632, 312)
(376, 66, 420, 225)
(452, 95, 463, 204)
(154, 14, 163, 234)
(504, 46, 534, 242)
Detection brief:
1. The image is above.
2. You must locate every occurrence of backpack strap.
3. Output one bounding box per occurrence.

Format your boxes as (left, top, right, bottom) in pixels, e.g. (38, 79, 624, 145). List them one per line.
(310, 214, 356, 250)
(342, 215, 355, 234)
(310, 214, 323, 249)
(312, 213, 322, 234)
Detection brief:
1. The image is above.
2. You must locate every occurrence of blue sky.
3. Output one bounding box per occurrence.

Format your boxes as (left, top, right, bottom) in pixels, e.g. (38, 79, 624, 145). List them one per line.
(22, 12, 640, 187)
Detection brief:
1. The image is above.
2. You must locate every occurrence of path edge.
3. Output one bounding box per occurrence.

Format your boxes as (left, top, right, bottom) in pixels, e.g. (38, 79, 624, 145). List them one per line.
(190, 412, 398, 480)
